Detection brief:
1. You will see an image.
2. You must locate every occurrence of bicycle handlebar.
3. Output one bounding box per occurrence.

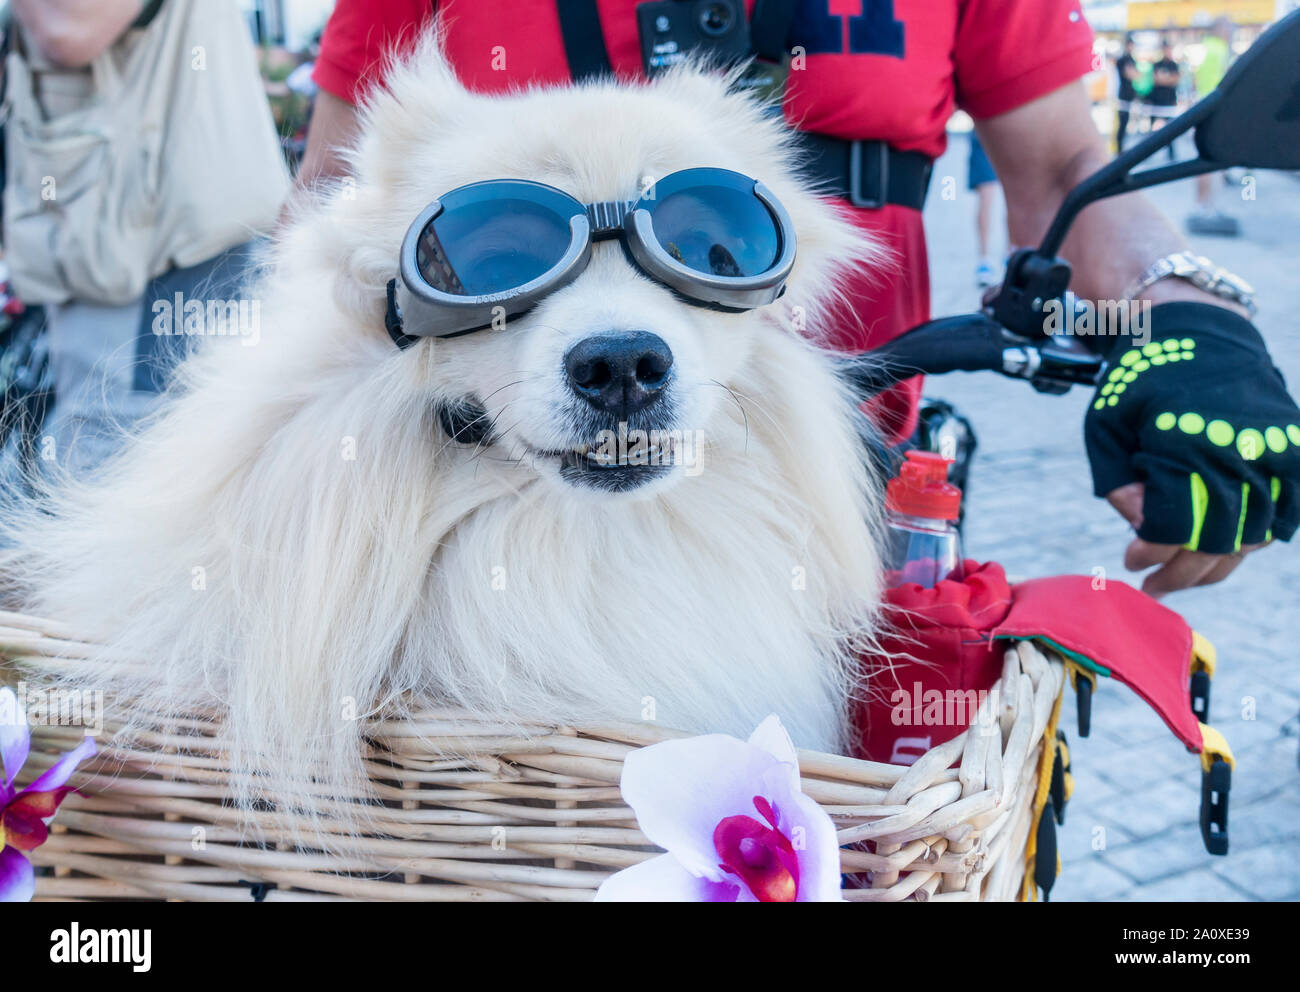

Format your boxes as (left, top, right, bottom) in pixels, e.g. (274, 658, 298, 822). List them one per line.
(837, 308, 1105, 399)
(837, 313, 1011, 395)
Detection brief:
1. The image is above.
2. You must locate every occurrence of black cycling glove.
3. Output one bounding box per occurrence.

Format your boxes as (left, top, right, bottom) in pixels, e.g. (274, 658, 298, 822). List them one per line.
(1084, 302, 1300, 554)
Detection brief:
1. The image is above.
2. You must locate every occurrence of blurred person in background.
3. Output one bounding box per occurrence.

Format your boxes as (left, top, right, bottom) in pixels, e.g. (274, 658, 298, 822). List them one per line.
(0, 0, 288, 489)
(968, 131, 1001, 288)
(1147, 37, 1181, 162)
(1188, 17, 1237, 235)
(1114, 33, 1139, 152)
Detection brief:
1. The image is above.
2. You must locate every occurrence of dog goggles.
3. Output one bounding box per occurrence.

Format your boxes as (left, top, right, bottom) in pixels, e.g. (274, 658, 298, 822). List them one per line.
(384, 167, 796, 347)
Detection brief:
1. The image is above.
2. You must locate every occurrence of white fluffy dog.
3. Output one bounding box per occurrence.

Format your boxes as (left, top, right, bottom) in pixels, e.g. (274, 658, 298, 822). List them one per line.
(2, 36, 885, 823)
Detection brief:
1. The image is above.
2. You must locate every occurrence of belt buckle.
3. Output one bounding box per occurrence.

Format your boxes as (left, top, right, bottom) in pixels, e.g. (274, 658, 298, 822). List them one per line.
(848, 139, 888, 209)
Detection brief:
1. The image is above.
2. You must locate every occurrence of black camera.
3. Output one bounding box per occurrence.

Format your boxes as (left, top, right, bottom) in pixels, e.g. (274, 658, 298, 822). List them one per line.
(636, 0, 753, 76)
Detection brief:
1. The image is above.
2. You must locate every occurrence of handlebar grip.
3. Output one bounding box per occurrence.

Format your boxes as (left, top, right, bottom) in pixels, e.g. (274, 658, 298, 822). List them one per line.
(837, 314, 1009, 397)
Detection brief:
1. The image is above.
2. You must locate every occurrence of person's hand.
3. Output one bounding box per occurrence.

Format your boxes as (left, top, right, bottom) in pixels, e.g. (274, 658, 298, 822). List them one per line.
(1084, 302, 1300, 597)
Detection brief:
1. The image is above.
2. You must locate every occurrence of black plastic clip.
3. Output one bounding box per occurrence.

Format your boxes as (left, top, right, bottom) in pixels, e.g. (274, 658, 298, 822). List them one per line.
(1190, 669, 1212, 722)
(1034, 796, 1058, 902)
(1050, 730, 1069, 826)
(385, 278, 419, 350)
(1075, 675, 1092, 738)
(239, 879, 277, 902)
(1199, 757, 1231, 856)
(847, 139, 889, 209)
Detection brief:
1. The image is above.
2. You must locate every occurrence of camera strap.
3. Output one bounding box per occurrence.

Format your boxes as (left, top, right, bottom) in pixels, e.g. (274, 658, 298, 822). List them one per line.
(556, 0, 614, 81)
(750, 0, 797, 62)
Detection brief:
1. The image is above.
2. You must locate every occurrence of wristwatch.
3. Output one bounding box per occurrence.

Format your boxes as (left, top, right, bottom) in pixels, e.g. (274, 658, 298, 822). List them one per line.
(1124, 250, 1257, 316)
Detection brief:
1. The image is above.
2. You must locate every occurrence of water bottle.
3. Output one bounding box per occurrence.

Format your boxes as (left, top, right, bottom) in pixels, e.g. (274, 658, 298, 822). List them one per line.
(884, 450, 964, 589)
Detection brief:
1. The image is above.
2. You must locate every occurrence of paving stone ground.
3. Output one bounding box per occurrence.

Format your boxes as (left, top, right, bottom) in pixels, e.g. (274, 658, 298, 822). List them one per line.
(918, 131, 1300, 901)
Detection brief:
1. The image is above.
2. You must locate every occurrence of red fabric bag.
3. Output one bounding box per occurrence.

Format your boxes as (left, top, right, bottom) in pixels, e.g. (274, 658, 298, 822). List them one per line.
(852, 559, 1233, 859)
(854, 560, 1011, 764)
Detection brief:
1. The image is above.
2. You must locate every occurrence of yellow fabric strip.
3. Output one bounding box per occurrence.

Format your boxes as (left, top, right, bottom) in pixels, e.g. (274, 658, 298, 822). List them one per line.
(1266, 476, 1281, 543)
(1019, 689, 1065, 902)
(1186, 472, 1209, 551)
(1066, 658, 1098, 691)
(1234, 482, 1249, 552)
(1198, 722, 1236, 773)
(1191, 631, 1217, 678)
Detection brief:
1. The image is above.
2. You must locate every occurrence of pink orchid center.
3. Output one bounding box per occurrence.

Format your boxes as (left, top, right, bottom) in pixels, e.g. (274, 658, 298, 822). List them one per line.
(712, 797, 799, 902)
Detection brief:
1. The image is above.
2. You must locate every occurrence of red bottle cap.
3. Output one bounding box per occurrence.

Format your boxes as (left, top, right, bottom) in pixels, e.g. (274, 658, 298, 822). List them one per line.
(885, 450, 962, 521)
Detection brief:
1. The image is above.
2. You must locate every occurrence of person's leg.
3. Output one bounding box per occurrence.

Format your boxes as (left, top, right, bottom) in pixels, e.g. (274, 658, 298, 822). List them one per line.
(24, 239, 261, 484)
(1187, 170, 1238, 234)
(36, 298, 154, 481)
(1150, 114, 1178, 162)
(968, 133, 999, 287)
(1195, 173, 1214, 211)
(1116, 108, 1129, 152)
(973, 181, 999, 287)
(976, 184, 992, 257)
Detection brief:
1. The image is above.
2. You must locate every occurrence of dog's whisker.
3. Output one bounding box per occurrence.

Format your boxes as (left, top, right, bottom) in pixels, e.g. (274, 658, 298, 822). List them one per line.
(706, 378, 751, 453)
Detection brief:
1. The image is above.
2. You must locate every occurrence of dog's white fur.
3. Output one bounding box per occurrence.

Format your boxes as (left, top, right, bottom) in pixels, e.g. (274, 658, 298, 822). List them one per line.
(2, 36, 886, 828)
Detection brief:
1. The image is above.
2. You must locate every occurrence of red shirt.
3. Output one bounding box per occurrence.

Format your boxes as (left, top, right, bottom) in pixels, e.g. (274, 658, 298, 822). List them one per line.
(315, 0, 1094, 442)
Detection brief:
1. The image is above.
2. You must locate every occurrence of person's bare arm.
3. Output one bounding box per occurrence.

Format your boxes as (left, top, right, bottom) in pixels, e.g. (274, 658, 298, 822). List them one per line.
(297, 88, 363, 189)
(12, 0, 142, 68)
(975, 81, 1216, 309)
(975, 81, 1255, 596)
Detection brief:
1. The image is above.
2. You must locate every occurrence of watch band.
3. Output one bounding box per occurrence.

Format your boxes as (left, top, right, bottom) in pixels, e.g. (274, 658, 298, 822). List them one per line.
(1124, 250, 1257, 316)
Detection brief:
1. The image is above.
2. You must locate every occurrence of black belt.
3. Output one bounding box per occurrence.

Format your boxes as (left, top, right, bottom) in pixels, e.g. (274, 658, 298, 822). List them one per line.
(799, 134, 934, 211)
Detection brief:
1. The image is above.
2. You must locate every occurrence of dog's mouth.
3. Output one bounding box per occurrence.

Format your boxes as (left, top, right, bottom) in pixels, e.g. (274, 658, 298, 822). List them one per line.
(437, 397, 687, 493)
(526, 434, 679, 493)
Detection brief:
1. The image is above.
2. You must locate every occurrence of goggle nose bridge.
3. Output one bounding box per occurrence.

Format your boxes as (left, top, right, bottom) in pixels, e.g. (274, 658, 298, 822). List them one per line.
(585, 200, 639, 241)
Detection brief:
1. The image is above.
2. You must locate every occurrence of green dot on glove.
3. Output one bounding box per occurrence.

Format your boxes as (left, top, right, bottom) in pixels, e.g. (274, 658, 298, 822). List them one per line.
(1206, 420, 1235, 446)
(1237, 428, 1265, 460)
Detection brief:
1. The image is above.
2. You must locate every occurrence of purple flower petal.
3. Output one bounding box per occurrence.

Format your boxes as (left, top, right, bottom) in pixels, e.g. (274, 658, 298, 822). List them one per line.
(619, 732, 785, 882)
(0, 844, 35, 903)
(595, 853, 740, 902)
(23, 736, 96, 795)
(748, 713, 799, 767)
(782, 790, 844, 902)
(0, 686, 30, 791)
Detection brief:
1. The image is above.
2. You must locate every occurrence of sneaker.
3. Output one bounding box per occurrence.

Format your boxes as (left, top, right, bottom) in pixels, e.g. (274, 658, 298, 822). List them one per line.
(1186, 209, 1240, 237)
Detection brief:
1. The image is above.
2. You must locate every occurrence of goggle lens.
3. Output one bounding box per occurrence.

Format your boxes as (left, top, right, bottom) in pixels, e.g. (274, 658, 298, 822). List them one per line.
(643, 178, 781, 279)
(418, 183, 580, 296)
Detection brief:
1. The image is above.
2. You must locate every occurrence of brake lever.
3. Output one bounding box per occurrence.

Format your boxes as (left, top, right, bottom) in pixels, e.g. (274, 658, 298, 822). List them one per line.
(987, 283, 1105, 394)
(996, 329, 1105, 395)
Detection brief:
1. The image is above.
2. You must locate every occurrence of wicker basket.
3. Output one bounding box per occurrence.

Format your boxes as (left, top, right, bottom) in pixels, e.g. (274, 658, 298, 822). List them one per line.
(0, 611, 1065, 902)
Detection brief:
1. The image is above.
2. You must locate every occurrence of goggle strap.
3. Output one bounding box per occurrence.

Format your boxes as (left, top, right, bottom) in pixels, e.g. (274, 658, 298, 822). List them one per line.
(385, 278, 419, 350)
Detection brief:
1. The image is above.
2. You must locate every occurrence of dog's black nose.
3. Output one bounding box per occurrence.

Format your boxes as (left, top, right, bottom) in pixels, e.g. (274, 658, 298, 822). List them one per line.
(564, 331, 673, 417)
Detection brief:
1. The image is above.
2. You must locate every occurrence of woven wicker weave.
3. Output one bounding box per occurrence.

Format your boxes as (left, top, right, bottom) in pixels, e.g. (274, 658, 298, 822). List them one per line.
(0, 611, 1064, 902)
